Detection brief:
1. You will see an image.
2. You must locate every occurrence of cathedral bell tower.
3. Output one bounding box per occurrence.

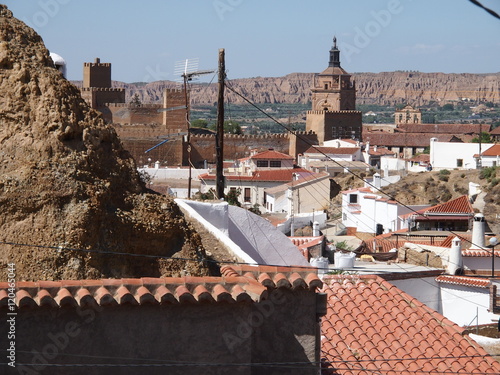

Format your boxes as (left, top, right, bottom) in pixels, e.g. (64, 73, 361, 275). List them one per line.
(306, 37, 362, 143)
(311, 37, 356, 111)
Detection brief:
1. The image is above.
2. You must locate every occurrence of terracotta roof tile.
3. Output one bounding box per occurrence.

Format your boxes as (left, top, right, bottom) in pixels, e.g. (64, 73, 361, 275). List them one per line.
(482, 144, 500, 156)
(436, 275, 491, 288)
(0, 265, 322, 309)
(249, 149, 294, 160)
(321, 274, 500, 374)
(199, 168, 314, 182)
(304, 146, 361, 155)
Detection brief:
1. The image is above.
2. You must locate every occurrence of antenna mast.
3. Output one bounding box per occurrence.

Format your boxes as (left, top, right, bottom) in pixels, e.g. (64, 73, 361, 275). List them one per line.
(216, 49, 226, 200)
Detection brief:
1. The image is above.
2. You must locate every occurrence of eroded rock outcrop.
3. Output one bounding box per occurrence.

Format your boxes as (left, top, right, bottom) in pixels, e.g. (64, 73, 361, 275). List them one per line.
(0, 5, 208, 281)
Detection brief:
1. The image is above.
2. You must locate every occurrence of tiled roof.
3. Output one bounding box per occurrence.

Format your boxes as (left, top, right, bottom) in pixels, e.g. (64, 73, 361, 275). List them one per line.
(490, 127, 500, 135)
(0, 265, 322, 309)
(265, 171, 330, 195)
(408, 154, 430, 163)
(199, 168, 314, 182)
(367, 146, 394, 156)
(249, 150, 294, 160)
(436, 275, 491, 288)
(482, 144, 500, 156)
(424, 195, 474, 214)
(362, 132, 457, 147)
(402, 195, 474, 220)
(321, 275, 500, 374)
(304, 146, 360, 155)
(290, 236, 324, 250)
(397, 123, 490, 134)
(341, 187, 372, 195)
(462, 249, 500, 257)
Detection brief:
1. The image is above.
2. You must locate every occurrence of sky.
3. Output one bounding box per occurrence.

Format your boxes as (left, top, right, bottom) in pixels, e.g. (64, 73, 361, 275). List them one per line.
(5, 0, 500, 83)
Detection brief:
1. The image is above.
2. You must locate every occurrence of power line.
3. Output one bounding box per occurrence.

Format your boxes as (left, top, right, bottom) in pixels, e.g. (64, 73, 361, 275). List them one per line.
(223, 78, 493, 253)
(469, 0, 500, 19)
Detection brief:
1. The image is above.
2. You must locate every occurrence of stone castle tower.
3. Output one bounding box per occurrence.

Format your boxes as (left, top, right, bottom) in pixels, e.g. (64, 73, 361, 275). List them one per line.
(80, 58, 125, 108)
(395, 104, 422, 125)
(306, 37, 362, 144)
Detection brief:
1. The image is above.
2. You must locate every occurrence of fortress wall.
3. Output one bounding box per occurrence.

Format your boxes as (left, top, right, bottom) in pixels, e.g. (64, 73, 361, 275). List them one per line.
(101, 104, 163, 124)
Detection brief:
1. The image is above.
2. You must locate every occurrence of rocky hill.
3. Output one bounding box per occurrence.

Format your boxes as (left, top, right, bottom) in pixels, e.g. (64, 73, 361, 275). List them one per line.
(0, 5, 210, 281)
(79, 71, 500, 107)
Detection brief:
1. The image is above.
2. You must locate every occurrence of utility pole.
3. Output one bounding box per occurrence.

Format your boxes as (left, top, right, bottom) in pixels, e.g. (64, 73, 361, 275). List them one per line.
(183, 74, 192, 198)
(216, 48, 225, 200)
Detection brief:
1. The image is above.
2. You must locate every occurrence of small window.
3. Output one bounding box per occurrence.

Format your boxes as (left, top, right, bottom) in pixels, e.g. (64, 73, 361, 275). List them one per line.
(269, 161, 281, 168)
(324, 83, 328, 90)
(244, 188, 251, 202)
(256, 160, 268, 168)
(457, 159, 463, 167)
(349, 194, 358, 204)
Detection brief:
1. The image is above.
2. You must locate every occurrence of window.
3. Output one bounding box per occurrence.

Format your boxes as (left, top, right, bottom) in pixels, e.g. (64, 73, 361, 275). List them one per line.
(349, 194, 358, 204)
(256, 160, 268, 168)
(324, 83, 328, 90)
(269, 161, 281, 168)
(457, 159, 463, 167)
(343, 213, 347, 221)
(244, 188, 251, 202)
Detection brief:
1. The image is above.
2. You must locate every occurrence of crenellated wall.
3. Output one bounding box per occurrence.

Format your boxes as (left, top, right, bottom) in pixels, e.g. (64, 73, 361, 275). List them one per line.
(100, 103, 164, 124)
(114, 128, 319, 168)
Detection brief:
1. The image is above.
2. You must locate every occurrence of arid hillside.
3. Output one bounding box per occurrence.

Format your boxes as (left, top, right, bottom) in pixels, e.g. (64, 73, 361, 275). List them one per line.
(0, 5, 210, 281)
(75, 71, 500, 107)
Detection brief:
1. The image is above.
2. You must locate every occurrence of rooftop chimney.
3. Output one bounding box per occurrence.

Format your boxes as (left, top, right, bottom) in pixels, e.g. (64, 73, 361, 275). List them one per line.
(447, 237, 463, 275)
(470, 213, 486, 250)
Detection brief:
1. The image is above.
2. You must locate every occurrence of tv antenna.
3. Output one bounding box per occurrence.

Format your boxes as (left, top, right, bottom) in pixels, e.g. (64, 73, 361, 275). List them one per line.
(158, 58, 215, 198)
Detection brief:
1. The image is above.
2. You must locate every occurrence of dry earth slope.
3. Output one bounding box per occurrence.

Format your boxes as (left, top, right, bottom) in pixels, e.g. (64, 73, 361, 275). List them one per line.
(0, 5, 210, 281)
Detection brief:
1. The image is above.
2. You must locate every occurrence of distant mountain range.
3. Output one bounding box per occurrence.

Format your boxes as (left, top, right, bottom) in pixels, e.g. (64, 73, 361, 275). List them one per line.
(73, 71, 500, 107)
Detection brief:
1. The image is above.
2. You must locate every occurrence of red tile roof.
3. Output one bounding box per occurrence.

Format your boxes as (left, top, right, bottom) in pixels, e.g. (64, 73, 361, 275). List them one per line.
(363, 132, 457, 147)
(462, 249, 500, 257)
(436, 275, 491, 288)
(304, 146, 360, 155)
(199, 168, 315, 183)
(367, 146, 395, 156)
(290, 236, 324, 250)
(482, 144, 500, 156)
(426, 195, 473, 214)
(0, 265, 322, 309)
(397, 123, 490, 134)
(249, 150, 294, 160)
(321, 275, 500, 374)
(402, 195, 474, 221)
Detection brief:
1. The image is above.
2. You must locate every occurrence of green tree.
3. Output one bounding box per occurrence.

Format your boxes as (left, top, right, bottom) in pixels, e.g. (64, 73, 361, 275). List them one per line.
(191, 119, 208, 128)
(225, 188, 241, 207)
(209, 120, 242, 134)
(440, 103, 454, 111)
(471, 132, 492, 143)
(130, 93, 141, 106)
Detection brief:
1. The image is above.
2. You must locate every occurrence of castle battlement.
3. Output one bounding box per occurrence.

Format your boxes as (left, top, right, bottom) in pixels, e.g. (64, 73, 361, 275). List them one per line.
(103, 103, 163, 109)
(83, 62, 111, 68)
(307, 110, 361, 115)
(81, 87, 125, 92)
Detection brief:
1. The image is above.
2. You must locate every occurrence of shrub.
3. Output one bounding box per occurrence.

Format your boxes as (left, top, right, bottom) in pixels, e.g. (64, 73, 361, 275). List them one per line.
(480, 166, 497, 180)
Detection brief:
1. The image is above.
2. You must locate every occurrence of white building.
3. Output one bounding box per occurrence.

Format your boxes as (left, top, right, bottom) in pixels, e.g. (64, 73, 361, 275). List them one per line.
(199, 149, 324, 212)
(430, 138, 495, 170)
(264, 171, 331, 214)
(341, 187, 428, 235)
(480, 144, 500, 168)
